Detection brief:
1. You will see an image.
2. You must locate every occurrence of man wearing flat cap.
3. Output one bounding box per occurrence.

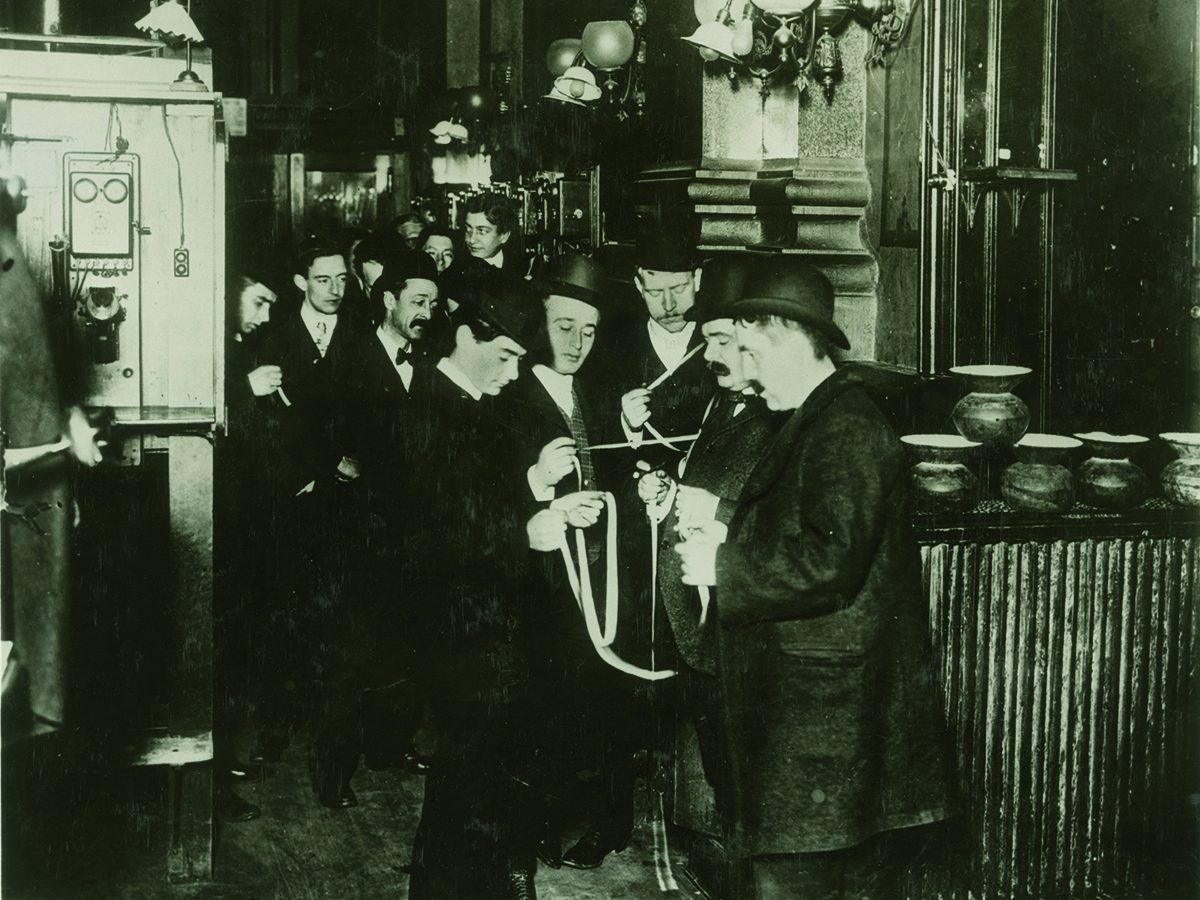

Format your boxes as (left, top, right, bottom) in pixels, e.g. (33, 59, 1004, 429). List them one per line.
(675, 257, 959, 900)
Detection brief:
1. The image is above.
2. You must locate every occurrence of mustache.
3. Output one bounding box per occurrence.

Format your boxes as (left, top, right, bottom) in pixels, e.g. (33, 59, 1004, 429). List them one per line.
(708, 360, 731, 377)
(409, 317, 430, 327)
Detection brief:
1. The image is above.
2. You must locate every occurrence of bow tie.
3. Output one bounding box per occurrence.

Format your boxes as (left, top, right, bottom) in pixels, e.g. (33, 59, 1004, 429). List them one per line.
(395, 346, 410, 366)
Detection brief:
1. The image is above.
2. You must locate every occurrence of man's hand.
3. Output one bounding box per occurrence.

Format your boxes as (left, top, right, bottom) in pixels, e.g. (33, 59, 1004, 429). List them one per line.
(527, 508, 568, 552)
(637, 468, 673, 507)
(533, 436, 578, 489)
(675, 519, 728, 586)
(336, 455, 361, 481)
(550, 491, 605, 528)
(676, 485, 720, 526)
(620, 388, 652, 431)
(248, 364, 283, 397)
(66, 405, 103, 467)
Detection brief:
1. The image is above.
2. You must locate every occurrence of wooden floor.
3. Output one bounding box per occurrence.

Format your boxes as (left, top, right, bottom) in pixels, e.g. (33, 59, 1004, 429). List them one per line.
(3, 727, 697, 900)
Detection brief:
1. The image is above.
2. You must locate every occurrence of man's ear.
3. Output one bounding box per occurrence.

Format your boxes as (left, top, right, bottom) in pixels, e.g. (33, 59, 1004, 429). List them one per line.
(293, 273, 308, 293)
(382, 290, 398, 312)
(499, 229, 512, 246)
(454, 323, 475, 350)
(633, 268, 647, 300)
(692, 268, 703, 294)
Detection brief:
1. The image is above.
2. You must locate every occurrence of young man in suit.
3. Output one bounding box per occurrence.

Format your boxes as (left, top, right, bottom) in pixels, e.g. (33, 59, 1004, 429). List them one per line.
(675, 257, 960, 900)
(463, 192, 528, 289)
(303, 249, 442, 808)
(403, 291, 595, 900)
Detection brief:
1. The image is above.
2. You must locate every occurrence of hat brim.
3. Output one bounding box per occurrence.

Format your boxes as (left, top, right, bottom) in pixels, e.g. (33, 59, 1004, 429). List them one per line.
(728, 296, 851, 350)
(535, 280, 605, 311)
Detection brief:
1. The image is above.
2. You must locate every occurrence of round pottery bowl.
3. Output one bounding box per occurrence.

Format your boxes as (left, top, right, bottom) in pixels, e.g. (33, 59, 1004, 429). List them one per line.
(950, 365, 1033, 395)
(900, 434, 981, 465)
(1013, 433, 1083, 466)
(1073, 431, 1151, 460)
(1159, 433, 1200, 506)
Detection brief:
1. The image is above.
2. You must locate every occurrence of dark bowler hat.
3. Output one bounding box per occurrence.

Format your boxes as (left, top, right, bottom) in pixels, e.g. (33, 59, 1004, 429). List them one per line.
(729, 256, 850, 350)
(538, 254, 607, 310)
(468, 285, 537, 348)
(370, 249, 439, 304)
(633, 230, 697, 273)
(686, 254, 750, 324)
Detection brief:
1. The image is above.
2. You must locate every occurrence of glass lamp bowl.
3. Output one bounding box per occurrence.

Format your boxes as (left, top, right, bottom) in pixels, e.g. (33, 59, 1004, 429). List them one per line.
(547, 38, 583, 76)
(582, 20, 636, 70)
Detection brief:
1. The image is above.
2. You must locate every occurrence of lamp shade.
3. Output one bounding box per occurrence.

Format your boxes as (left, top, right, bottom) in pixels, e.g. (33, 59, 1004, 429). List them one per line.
(755, 0, 818, 12)
(543, 84, 588, 107)
(581, 20, 636, 70)
(448, 122, 469, 142)
(134, 0, 204, 42)
(682, 21, 739, 62)
(430, 120, 452, 138)
(547, 38, 583, 76)
(554, 66, 602, 102)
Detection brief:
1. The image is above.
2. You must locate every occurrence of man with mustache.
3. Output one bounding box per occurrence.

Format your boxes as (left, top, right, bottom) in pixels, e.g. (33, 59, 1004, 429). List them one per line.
(635, 256, 784, 843)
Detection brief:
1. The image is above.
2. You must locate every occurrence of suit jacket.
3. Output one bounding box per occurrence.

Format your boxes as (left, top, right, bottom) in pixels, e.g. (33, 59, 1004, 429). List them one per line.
(659, 391, 780, 675)
(256, 309, 362, 500)
(713, 365, 959, 856)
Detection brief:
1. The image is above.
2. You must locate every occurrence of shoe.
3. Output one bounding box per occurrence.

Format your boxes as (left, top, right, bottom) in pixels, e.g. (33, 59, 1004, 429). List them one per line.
(536, 836, 562, 870)
(505, 866, 538, 900)
(560, 828, 630, 870)
(364, 747, 433, 774)
(315, 782, 358, 809)
(216, 787, 261, 823)
(401, 750, 434, 775)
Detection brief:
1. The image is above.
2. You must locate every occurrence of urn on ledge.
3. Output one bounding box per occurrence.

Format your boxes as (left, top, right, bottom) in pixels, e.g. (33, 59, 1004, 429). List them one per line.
(1074, 432, 1151, 511)
(949, 365, 1032, 446)
(1159, 433, 1200, 506)
(900, 434, 982, 514)
(1001, 434, 1082, 514)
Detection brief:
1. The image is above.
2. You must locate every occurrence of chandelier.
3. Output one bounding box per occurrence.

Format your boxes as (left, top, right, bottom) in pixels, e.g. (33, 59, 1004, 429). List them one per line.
(682, 0, 911, 102)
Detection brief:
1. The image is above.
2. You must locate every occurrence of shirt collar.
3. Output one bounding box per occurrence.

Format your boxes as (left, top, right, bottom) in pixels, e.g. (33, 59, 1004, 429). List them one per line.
(646, 317, 694, 345)
(483, 249, 505, 269)
(375, 326, 410, 364)
(436, 356, 483, 401)
(532, 364, 574, 415)
(300, 301, 338, 338)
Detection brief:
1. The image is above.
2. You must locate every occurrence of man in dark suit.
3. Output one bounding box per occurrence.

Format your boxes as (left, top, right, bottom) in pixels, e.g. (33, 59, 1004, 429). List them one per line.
(249, 238, 362, 772)
(676, 257, 960, 900)
(304, 250, 442, 808)
(463, 192, 529, 290)
(402, 291, 593, 900)
(635, 256, 784, 838)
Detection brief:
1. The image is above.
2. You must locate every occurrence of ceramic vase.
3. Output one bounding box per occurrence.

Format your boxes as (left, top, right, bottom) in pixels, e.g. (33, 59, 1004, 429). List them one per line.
(1074, 432, 1150, 510)
(1001, 434, 1082, 514)
(950, 365, 1032, 446)
(900, 434, 981, 514)
(1159, 433, 1200, 506)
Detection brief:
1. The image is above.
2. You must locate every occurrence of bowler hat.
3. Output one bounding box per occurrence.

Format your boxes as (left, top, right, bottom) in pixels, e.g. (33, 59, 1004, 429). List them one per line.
(538, 254, 607, 311)
(685, 255, 750, 324)
(633, 230, 697, 273)
(371, 249, 439, 305)
(468, 285, 536, 349)
(729, 257, 850, 350)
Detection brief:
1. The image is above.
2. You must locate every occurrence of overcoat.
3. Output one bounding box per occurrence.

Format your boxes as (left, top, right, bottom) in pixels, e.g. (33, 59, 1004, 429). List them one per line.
(713, 366, 959, 856)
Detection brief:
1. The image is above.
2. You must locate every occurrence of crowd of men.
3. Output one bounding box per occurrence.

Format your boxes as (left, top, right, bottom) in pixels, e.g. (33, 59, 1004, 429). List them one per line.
(216, 193, 960, 900)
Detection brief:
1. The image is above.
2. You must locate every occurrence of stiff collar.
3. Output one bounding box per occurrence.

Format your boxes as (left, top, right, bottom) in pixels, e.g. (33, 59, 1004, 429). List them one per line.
(436, 356, 483, 401)
(532, 364, 574, 416)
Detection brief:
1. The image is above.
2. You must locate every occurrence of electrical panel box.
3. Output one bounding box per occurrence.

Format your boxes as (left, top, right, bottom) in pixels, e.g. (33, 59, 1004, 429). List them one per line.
(65, 154, 138, 271)
(558, 180, 590, 238)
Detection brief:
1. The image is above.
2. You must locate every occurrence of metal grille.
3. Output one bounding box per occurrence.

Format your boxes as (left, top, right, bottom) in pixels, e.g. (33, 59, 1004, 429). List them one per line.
(921, 536, 1199, 899)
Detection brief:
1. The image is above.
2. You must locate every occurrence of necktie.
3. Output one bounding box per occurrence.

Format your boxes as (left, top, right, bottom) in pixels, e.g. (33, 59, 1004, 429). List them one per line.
(314, 320, 329, 357)
(567, 385, 596, 492)
(395, 345, 409, 366)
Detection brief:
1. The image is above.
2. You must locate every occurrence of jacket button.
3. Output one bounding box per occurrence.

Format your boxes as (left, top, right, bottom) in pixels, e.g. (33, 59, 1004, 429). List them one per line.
(811, 789, 826, 804)
(661, 538, 671, 550)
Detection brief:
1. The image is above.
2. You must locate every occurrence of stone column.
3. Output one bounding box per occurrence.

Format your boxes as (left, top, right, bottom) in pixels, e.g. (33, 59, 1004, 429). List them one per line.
(690, 25, 881, 359)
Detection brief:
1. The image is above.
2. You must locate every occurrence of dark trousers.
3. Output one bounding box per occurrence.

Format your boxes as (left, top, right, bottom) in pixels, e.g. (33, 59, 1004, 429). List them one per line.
(408, 636, 528, 900)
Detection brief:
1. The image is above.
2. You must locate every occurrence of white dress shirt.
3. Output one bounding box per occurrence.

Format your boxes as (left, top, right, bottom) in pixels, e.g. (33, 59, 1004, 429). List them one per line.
(483, 249, 505, 269)
(300, 302, 339, 356)
(375, 326, 414, 392)
(646, 319, 695, 371)
(532, 364, 574, 417)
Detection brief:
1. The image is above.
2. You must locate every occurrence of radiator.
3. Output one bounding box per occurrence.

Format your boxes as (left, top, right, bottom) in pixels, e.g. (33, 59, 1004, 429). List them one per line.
(921, 534, 1199, 899)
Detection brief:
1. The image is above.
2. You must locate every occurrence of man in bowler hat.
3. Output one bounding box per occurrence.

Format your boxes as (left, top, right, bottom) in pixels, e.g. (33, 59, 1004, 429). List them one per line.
(675, 257, 959, 900)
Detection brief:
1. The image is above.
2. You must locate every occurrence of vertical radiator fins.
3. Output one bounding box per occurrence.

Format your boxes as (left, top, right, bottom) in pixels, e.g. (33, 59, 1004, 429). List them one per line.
(919, 537, 1198, 899)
